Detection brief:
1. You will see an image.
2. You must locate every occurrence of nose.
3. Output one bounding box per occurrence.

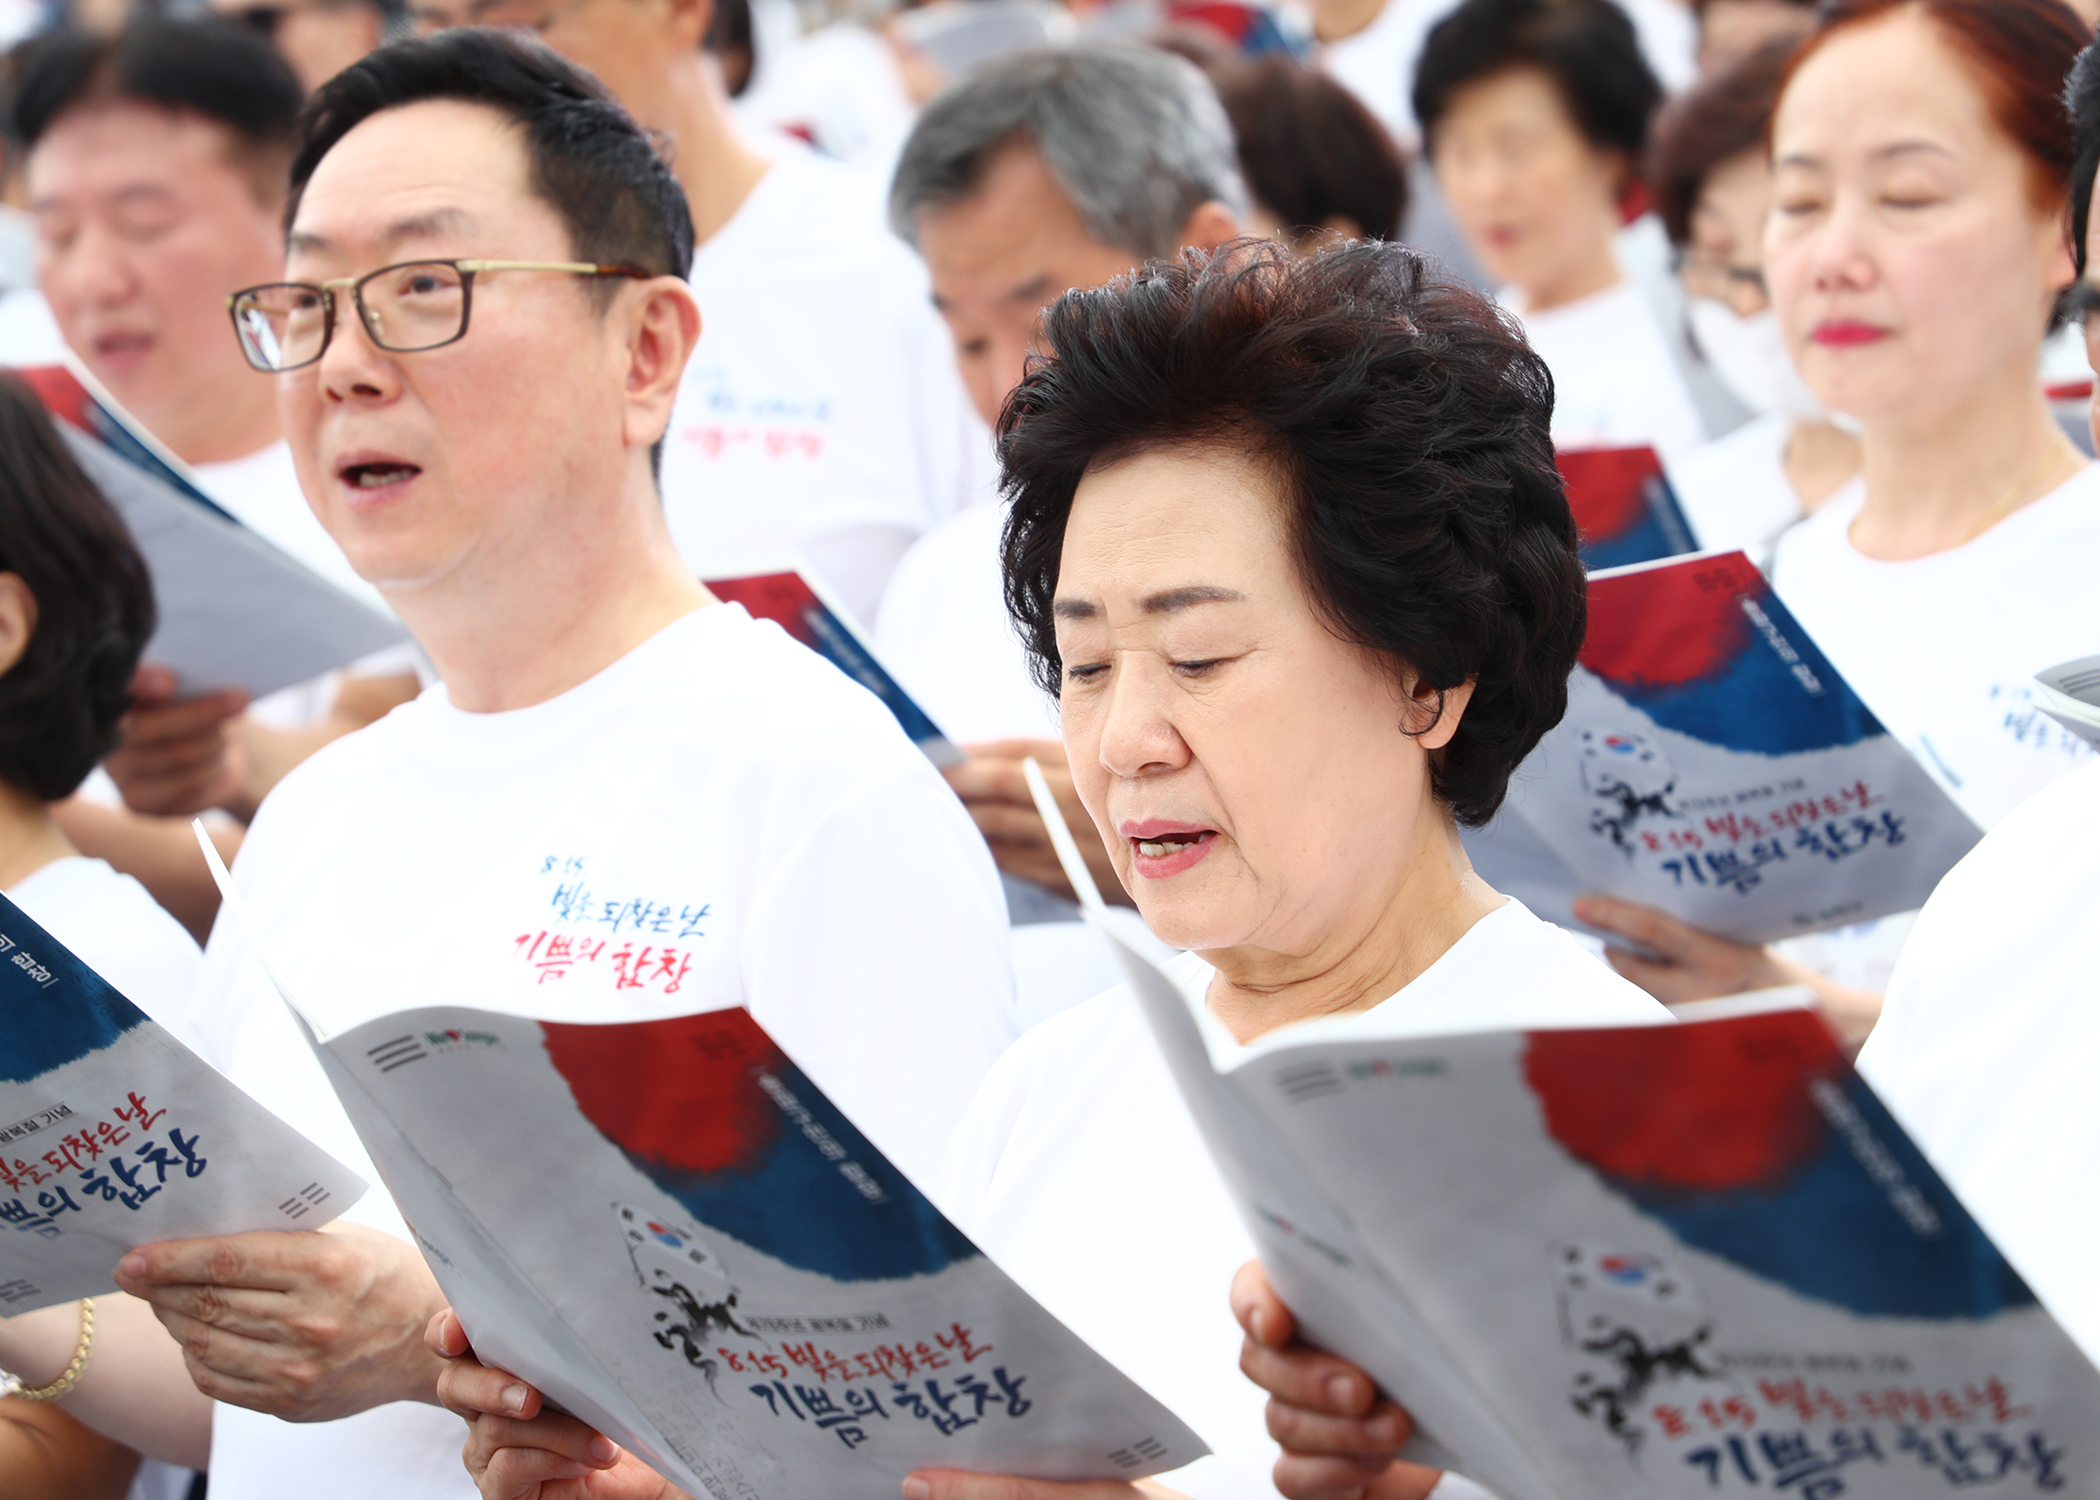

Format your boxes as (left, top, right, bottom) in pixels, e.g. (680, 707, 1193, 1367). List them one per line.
(315, 287, 404, 405)
(1806, 193, 1877, 295)
(1093, 655, 1193, 783)
(47, 221, 140, 310)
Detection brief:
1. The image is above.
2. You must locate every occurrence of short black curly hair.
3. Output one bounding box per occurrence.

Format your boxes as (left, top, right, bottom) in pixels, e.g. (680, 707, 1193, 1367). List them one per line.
(997, 240, 1586, 828)
(0, 375, 156, 802)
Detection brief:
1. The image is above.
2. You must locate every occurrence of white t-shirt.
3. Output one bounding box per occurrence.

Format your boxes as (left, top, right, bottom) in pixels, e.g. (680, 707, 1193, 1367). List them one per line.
(943, 900, 1668, 1500)
(662, 149, 982, 625)
(188, 603, 1019, 1500)
(1502, 278, 1705, 465)
(1670, 412, 1804, 563)
(1856, 758, 2100, 1364)
(1769, 465, 2100, 831)
(6, 856, 206, 1500)
(875, 500, 1131, 1030)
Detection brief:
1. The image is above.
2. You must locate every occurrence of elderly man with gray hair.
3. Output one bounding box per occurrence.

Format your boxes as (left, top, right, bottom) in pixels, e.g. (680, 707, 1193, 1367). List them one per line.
(874, 42, 1248, 1028)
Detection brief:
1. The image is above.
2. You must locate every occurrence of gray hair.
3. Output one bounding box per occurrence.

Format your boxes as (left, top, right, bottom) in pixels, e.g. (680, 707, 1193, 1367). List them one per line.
(888, 41, 1248, 260)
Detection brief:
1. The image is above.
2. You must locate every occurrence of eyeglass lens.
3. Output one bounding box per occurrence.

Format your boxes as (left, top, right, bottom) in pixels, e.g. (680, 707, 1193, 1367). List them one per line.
(233, 262, 470, 371)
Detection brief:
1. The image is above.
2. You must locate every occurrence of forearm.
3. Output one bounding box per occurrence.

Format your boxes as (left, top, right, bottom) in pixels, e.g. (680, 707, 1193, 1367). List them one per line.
(0, 1399, 142, 1500)
(1766, 953, 1883, 1052)
(49, 800, 242, 945)
(0, 1296, 212, 1469)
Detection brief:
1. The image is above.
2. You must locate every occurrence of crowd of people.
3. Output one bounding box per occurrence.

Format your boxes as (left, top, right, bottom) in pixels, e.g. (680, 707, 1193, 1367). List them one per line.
(0, 0, 2097, 1495)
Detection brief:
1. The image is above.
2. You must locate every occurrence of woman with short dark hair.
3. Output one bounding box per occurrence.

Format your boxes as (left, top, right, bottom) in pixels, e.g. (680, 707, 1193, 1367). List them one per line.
(438, 241, 1666, 1500)
(1413, 0, 1704, 461)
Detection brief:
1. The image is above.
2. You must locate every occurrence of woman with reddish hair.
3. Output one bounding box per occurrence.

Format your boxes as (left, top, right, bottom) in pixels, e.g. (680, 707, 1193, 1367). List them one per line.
(1571, 0, 2100, 1031)
(1230, 4, 2100, 1494)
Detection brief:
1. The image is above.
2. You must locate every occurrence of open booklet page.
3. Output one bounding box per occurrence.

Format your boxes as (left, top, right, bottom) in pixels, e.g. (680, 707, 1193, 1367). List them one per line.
(0, 891, 364, 1313)
(2033, 655, 2100, 748)
(195, 840, 1203, 1499)
(10, 362, 408, 700)
(1470, 550, 1982, 943)
(702, 569, 962, 768)
(1104, 927, 2100, 1499)
(1557, 447, 1699, 571)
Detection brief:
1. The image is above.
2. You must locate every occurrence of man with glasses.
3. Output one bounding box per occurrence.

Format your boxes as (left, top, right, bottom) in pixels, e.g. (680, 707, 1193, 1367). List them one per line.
(36, 30, 1015, 1500)
(410, 0, 987, 626)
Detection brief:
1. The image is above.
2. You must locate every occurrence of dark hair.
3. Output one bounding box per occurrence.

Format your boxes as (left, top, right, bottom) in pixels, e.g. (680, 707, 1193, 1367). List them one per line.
(0, 376, 156, 802)
(1646, 36, 1796, 247)
(1201, 53, 1408, 242)
(997, 241, 1586, 827)
(1414, 0, 1661, 165)
(6, 17, 305, 199)
(1785, 0, 2085, 219)
(2072, 39, 2100, 276)
(289, 29, 694, 283)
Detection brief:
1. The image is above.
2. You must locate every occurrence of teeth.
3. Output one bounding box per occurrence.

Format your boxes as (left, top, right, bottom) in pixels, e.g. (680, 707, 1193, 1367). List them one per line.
(1137, 839, 1189, 857)
(351, 467, 411, 488)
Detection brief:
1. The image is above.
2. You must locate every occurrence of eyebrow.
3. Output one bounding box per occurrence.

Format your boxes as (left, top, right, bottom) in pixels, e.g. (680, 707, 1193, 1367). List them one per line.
(1052, 585, 1247, 621)
(1774, 140, 1954, 172)
(287, 206, 477, 259)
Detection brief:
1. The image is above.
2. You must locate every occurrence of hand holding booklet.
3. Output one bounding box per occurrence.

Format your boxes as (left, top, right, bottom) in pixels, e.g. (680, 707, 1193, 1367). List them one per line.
(0, 892, 364, 1313)
(1015, 773, 2100, 1500)
(1468, 551, 1983, 944)
(194, 830, 1204, 1499)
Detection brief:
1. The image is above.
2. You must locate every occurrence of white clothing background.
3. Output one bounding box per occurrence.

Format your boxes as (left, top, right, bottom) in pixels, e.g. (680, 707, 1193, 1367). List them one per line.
(1769, 465, 2100, 832)
(943, 900, 1666, 1500)
(663, 149, 982, 624)
(187, 604, 1019, 1500)
(1670, 412, 1804, 563)
(1857, 759, 2100, 1364)
(1501, 277, 1706, 464)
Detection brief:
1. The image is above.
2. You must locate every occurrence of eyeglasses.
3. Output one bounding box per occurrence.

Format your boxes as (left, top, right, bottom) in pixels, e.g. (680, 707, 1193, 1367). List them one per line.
(227, 259, 648, 373)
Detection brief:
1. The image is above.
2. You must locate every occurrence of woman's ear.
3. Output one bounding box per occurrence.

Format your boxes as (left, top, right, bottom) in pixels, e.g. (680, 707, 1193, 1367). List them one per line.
(0, 573, 37, 678)
(1402, 672, 1475, 750)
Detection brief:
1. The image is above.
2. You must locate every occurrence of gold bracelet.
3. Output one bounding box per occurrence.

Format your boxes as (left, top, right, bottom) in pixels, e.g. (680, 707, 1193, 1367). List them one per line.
(13, 1298, 95, 1402)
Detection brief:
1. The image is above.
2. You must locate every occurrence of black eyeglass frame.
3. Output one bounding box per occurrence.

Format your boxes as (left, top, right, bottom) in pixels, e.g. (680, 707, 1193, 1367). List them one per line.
(226, 258, 650, 373)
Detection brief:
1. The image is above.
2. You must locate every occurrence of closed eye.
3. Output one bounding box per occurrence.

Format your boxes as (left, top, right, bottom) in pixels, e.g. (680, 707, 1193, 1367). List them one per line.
(1065, 662, 1110, 681)
(1173, 658, 1230, 676)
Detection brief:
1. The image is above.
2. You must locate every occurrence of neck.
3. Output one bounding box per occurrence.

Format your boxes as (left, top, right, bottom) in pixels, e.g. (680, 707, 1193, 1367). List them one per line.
(391, 469, 714, 713)
(1311, 0, 1388, 43)
(1849, 371, 2083, 561)
(159, 375, 282, 468)
(0, 781, 75, 891)
(1202, 815, 1504, 1045)
(1520, 230, 1622, 316)
(642, 52, 773, 246)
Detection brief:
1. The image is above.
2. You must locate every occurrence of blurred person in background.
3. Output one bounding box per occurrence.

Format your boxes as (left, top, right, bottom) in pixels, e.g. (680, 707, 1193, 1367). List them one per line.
(211, 0, 407, 91)
(1691, 0, 1812, 72)
(1169, 41, 1408, 250)
(414, 0, 987, 625)
(1414, 0, 1706, 461)
(10, 18, 421, 935)
(0, 376, 205, 1500)
(1568, 0, 2100, 1028)
(1647, 34, 1858, 558)
(879, 40, 1245, 1025)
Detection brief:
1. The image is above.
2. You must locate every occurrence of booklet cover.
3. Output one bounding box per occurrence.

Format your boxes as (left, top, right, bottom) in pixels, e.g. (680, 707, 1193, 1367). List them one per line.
(1108, 935, 2100, 1500)
(1558, 447, 1699, 571)
(12, 361, 408, 699)
(2033, 655, 2100, 749)
(1471, 551, 1982, 943)
(703, 570, 963, 769)
(197, 840, 1203, 1500)
(0, 892, 364, 1313)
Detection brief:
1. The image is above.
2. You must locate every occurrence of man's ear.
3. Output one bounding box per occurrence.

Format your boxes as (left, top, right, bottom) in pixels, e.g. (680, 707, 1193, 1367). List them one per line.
(622, 278, 702, 453)
(0, 573, 38, 678)
(670, 0, 714, 52)
(1179, 199, 1244, 254)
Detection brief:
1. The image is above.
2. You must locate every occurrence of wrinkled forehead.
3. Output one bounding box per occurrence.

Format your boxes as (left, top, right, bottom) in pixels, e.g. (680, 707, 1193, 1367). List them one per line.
(288, 98, 558, 269)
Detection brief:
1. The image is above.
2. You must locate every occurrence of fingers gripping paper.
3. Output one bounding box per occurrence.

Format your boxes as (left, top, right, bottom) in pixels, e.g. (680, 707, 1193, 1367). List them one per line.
(0, 890, 364, 1313)
(192, 825, 1207, 1500)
